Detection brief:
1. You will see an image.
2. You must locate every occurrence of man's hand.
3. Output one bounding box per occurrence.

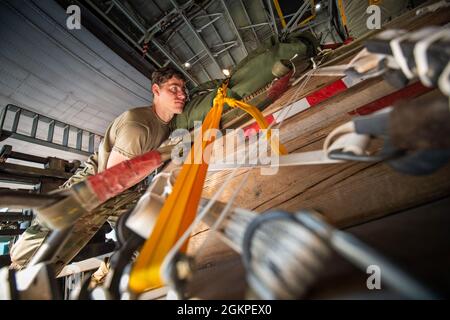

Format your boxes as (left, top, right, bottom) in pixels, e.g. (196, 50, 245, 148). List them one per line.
(106, 150, 130, 169)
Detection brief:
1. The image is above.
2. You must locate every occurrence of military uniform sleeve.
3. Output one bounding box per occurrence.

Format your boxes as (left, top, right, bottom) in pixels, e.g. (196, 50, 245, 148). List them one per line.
(112, 121, 150, 158)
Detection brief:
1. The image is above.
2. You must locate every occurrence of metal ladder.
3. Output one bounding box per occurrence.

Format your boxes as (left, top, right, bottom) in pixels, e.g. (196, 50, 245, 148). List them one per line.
(0, 104, 103, 157)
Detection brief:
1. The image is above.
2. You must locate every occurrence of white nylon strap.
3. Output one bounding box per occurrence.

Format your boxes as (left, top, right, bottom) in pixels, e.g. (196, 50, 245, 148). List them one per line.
(390, 32, 415, 80)
(414, 28, 450, 87)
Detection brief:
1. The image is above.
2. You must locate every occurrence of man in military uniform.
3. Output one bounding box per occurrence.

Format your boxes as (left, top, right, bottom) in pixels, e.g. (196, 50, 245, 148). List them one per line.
(9, 66, 187, 271)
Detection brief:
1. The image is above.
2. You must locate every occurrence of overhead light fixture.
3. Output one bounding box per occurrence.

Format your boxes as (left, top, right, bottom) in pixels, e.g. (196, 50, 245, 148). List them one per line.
(315, 3, 321, 11)
(222, 68, 230, 77)
(184, 62, 191, 69)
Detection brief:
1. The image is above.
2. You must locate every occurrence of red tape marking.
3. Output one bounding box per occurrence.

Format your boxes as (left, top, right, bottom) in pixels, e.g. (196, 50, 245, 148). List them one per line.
(348, 82, 432, 116)
(243, 114, 275, 137)
(306, 79, 348, 106)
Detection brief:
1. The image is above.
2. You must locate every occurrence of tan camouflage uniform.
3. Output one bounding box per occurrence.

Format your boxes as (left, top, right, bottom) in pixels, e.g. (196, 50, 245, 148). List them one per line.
(9, 106, 169, 274)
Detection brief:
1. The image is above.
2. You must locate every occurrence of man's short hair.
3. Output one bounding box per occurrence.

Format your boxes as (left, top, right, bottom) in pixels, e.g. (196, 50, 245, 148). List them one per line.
(151, 66, 186, 86)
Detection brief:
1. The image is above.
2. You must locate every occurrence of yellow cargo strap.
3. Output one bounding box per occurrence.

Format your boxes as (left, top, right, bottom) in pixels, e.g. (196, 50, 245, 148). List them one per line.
(272, 0, 287, 29)
(223, 98, 287, 155)
(128, 82, 287, 293)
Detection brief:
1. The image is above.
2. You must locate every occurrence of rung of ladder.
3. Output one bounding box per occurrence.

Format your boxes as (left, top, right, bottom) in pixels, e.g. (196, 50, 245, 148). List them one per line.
(0, 104, 103, 156)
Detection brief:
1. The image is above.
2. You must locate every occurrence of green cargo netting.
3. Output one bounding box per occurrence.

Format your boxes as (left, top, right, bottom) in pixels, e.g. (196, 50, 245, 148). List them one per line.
(172, 31, 319, 130)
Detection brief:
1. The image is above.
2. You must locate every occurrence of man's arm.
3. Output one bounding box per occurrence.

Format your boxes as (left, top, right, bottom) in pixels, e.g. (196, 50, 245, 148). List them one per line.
(106, 122, 150, 169)
(106, 150, 130, 169)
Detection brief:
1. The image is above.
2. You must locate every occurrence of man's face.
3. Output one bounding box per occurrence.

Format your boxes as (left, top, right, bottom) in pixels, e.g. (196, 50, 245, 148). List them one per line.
(153, 76, 187, 114)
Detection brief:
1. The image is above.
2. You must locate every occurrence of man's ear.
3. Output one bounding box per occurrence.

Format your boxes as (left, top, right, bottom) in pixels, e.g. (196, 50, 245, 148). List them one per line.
(151, 83, 160, 96)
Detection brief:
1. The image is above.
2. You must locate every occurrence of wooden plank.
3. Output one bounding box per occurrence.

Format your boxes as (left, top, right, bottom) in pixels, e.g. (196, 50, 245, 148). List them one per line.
(276, 162, 450, 228)
(203, 88, 450, 226)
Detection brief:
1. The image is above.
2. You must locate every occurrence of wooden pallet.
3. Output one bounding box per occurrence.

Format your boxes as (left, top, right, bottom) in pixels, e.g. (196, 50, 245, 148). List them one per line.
(180, 4, 450, 299)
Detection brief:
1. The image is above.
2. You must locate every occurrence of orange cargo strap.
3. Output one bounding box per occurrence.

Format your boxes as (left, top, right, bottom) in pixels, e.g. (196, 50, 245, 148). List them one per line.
(128, 82, 287, 293)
